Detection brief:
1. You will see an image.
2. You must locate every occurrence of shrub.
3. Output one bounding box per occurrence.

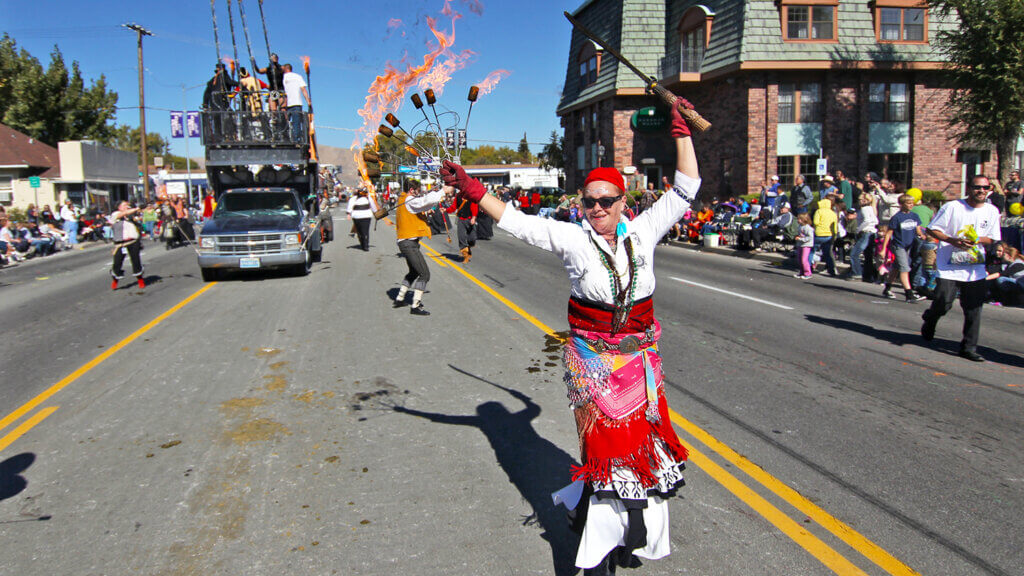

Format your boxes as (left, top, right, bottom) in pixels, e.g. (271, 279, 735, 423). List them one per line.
(5, 207, 26, 222)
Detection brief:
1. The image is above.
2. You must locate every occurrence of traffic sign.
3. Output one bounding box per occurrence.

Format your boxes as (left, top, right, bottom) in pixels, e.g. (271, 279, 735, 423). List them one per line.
(28, 176, 41, 188)
(816, 158, 828, 177)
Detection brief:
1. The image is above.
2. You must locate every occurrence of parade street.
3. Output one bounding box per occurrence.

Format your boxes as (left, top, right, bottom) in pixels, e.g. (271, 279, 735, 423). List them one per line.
(1, 218, 1022, 576)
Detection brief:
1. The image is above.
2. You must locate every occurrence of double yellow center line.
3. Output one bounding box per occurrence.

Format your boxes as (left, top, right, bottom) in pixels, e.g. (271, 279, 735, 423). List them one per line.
(0, 283, 217, 452)
(422, 241, 919, 576)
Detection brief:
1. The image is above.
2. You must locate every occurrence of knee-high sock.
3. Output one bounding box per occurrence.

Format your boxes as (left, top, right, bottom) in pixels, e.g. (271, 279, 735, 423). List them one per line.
(412, 289, 424, 307)
(396, 286, 409, 302)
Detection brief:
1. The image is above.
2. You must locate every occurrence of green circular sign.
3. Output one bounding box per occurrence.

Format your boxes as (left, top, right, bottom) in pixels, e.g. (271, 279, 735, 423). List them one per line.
(631, 107, 668, 133)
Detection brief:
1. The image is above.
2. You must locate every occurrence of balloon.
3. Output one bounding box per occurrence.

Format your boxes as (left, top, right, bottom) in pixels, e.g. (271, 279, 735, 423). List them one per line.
(1010, 202, 1023, 216)
(906, 188, 922, 203)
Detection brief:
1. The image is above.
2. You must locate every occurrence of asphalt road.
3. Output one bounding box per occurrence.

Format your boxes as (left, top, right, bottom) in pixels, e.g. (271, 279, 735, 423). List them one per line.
(0, 217, 1021, 575)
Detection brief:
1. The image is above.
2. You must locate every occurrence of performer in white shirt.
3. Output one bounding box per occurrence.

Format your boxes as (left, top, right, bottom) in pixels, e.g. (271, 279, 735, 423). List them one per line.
(346, 188, 379, 251)
(109, 201, 145, 290)
(440, 93, 700, 575)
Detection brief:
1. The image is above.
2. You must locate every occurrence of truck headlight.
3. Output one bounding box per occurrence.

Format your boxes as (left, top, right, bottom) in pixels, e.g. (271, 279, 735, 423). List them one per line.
(284, 234, 300, 245)
(199, 236, 215, 249)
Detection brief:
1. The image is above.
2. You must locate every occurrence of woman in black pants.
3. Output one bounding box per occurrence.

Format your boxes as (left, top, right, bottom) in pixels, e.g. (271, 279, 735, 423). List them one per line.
(346, 188, 378, 251)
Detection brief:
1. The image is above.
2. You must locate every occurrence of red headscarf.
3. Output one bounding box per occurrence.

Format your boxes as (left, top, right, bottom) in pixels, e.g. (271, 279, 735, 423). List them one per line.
(584, 167, 625, 192)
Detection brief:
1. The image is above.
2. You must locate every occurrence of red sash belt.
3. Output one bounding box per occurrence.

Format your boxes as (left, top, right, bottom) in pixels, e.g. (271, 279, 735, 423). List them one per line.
(568, 295, 653, 334)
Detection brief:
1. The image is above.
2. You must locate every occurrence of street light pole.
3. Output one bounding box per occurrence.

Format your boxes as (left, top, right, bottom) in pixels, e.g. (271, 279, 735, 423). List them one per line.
(123, 23, 152, 202)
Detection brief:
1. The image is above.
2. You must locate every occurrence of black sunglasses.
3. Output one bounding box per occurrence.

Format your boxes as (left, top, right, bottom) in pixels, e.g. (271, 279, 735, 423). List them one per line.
(581, 195, 622, 209)
(971, 184, 992, 190)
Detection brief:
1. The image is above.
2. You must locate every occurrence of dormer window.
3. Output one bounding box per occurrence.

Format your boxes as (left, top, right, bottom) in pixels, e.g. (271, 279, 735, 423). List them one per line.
(578, 41, 602, 88)
(875, 1, 927, 43)
(779, 0, 838, 42)
(678, 5, 714, 74)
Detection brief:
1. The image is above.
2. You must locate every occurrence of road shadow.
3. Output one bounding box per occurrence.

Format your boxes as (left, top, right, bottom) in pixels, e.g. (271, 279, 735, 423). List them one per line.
(389, 365, 579, 576)
(0, 453, 35, 502)
(805, 314, 1024, 368)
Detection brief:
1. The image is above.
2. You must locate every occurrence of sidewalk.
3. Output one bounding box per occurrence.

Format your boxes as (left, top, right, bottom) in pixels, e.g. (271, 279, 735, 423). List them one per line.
(0, 239, 109, 271)
(666, 237, 853, 274)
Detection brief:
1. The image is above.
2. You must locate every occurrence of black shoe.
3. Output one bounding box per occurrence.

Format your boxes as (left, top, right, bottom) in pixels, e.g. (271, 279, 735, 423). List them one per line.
(393, 299, 408, 308)
(921, 321, 935, 341)
(410, 303, 430, 316)
(958, 349, 984, 362)
(882, 289, 895, 299)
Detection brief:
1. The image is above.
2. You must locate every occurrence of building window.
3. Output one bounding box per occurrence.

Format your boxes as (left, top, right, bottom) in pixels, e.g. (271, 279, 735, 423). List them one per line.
(868, 83, 909, 122)
(779, 83, 822, 123)
(680, 27, 705, 73)
(578, 42, 602, 89)
(591, 143, 598, 169)
(799, 155, 821, 189)
(0, 175, 12, 203)
(878, 6, 926, 42)
(777, 156, 795, 188)
(577, 145, 586, 171)
(784, 5, 835, 41)
(777, 155, 822, 189)
(868, 153, 910, 186)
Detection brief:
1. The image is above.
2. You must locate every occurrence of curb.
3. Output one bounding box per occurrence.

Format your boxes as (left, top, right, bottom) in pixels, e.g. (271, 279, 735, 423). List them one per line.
(665, 238, 853, 274)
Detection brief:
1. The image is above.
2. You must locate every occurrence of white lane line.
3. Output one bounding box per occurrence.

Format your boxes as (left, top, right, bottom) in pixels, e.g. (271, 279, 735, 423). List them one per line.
(669, 276, 794, 310)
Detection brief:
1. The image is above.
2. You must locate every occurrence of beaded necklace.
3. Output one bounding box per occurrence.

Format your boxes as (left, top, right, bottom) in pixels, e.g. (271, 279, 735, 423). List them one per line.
(590, 231, 638, 335)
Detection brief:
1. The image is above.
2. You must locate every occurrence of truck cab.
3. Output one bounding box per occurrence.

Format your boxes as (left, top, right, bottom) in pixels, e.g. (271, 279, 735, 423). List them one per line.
(197, 95, 329, 281)
(197, 187, 320, 281)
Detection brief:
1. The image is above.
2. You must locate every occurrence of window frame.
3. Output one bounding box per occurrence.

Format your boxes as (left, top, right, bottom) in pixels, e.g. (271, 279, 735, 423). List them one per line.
(867, 82, 910, 123)
(778, 82, 823, 124)
(874, 1, 928, 44)
(577, 41, 603, 89)
(678, 5, 714, 74)
(780, 0, 838, 43)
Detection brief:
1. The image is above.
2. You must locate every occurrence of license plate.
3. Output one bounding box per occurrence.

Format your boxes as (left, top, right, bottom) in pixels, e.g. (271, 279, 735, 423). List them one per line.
(239, 257, 260, 269)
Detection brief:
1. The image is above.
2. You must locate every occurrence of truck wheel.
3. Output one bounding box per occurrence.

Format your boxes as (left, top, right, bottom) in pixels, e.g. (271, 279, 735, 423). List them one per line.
(310, 235, 322, 262)
(201, 268, 219, 282)
(293, 251, 312, 276)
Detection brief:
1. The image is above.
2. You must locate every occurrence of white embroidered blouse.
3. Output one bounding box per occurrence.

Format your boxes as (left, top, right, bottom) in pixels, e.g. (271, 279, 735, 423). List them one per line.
(497, 171, 700, 304)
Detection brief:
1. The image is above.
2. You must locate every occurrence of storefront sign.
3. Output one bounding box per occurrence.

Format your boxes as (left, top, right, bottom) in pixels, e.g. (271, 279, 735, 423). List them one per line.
(631, 107, 668, 133)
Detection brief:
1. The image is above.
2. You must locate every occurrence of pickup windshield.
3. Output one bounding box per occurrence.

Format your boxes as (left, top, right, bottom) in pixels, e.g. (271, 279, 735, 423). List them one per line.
(215, 192, 301, 218)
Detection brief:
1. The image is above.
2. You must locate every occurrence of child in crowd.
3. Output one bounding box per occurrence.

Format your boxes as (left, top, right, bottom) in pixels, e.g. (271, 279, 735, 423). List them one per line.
(794, 213, 814, 279)
(873, 223, 893, 284)
(881, 194, 927, 302)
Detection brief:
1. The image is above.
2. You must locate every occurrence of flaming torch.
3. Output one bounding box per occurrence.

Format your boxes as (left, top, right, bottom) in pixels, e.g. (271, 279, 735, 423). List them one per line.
(302, 56, 318, 162)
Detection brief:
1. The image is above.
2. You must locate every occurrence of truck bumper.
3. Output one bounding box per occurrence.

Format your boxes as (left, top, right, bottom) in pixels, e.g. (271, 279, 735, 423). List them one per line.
(198, 250, 306, 269)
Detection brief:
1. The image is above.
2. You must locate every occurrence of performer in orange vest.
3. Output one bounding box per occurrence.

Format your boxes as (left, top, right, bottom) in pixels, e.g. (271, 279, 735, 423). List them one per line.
(392, 179, 450, 316)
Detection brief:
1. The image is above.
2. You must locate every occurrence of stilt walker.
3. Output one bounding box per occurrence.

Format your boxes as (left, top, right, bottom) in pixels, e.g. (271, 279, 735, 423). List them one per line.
(392, 179, 449, 316)
(440, 90, 703, 575)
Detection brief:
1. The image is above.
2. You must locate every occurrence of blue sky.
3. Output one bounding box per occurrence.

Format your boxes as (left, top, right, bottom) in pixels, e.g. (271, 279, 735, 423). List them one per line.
(1, 0, 582, 157)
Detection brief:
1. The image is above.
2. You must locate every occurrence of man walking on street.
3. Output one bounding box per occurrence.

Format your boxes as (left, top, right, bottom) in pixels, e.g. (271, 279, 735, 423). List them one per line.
(60, 199, 78, 247)
(921, 175, 1001, 362)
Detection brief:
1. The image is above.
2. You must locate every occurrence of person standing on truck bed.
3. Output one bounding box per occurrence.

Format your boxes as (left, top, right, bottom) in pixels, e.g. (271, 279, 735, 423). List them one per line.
(202, 62, 238, 141)
(281, 63, 310, 144)
(252, 53, 285, 111)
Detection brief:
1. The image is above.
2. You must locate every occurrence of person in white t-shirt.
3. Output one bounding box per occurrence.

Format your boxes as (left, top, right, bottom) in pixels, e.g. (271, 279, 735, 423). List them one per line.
(920, 175, 1002, 361)
(109, 201, 146, 290)
(281, 63, 311, 143)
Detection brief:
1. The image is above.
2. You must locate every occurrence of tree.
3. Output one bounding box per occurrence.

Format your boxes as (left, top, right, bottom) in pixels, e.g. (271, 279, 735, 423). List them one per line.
(539, 130, 564, 171)
(110, 124, 171, 165)
(930, 0, 1024, 184)
(517, 132, 533, 162)
(0, 36, 118, 145)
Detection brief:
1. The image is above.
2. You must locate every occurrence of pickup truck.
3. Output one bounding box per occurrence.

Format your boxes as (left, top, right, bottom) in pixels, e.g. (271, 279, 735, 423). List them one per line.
(196, 187, 324, 281)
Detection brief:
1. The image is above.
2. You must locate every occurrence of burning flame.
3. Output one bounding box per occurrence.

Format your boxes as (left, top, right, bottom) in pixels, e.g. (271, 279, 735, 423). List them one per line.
(475, 69, 510, 96)
(221, 56, 236, 74)
(351, 1, 480, 188)
(301, 55, 310, 75)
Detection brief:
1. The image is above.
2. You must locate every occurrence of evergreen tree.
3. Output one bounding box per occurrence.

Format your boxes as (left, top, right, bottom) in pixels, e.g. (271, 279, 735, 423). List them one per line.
(930, 0, 1024, 183)
(539, 131, 564, 171)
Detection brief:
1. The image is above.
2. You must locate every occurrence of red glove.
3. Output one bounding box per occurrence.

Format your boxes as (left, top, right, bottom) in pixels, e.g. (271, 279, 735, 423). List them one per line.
(440, 160, 486, 203)
(669, 98, 694, 139)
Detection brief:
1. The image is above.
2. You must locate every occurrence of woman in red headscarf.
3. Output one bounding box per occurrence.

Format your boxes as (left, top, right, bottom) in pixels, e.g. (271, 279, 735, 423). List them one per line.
(440, 94, 701, 575)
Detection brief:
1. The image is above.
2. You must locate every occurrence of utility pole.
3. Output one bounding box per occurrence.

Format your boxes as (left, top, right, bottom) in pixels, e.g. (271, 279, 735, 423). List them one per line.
(123, 23, 153, 201)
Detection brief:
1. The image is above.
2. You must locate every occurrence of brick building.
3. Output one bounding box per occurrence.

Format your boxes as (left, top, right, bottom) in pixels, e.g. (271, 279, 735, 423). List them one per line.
(558, 0, 1024, 198)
